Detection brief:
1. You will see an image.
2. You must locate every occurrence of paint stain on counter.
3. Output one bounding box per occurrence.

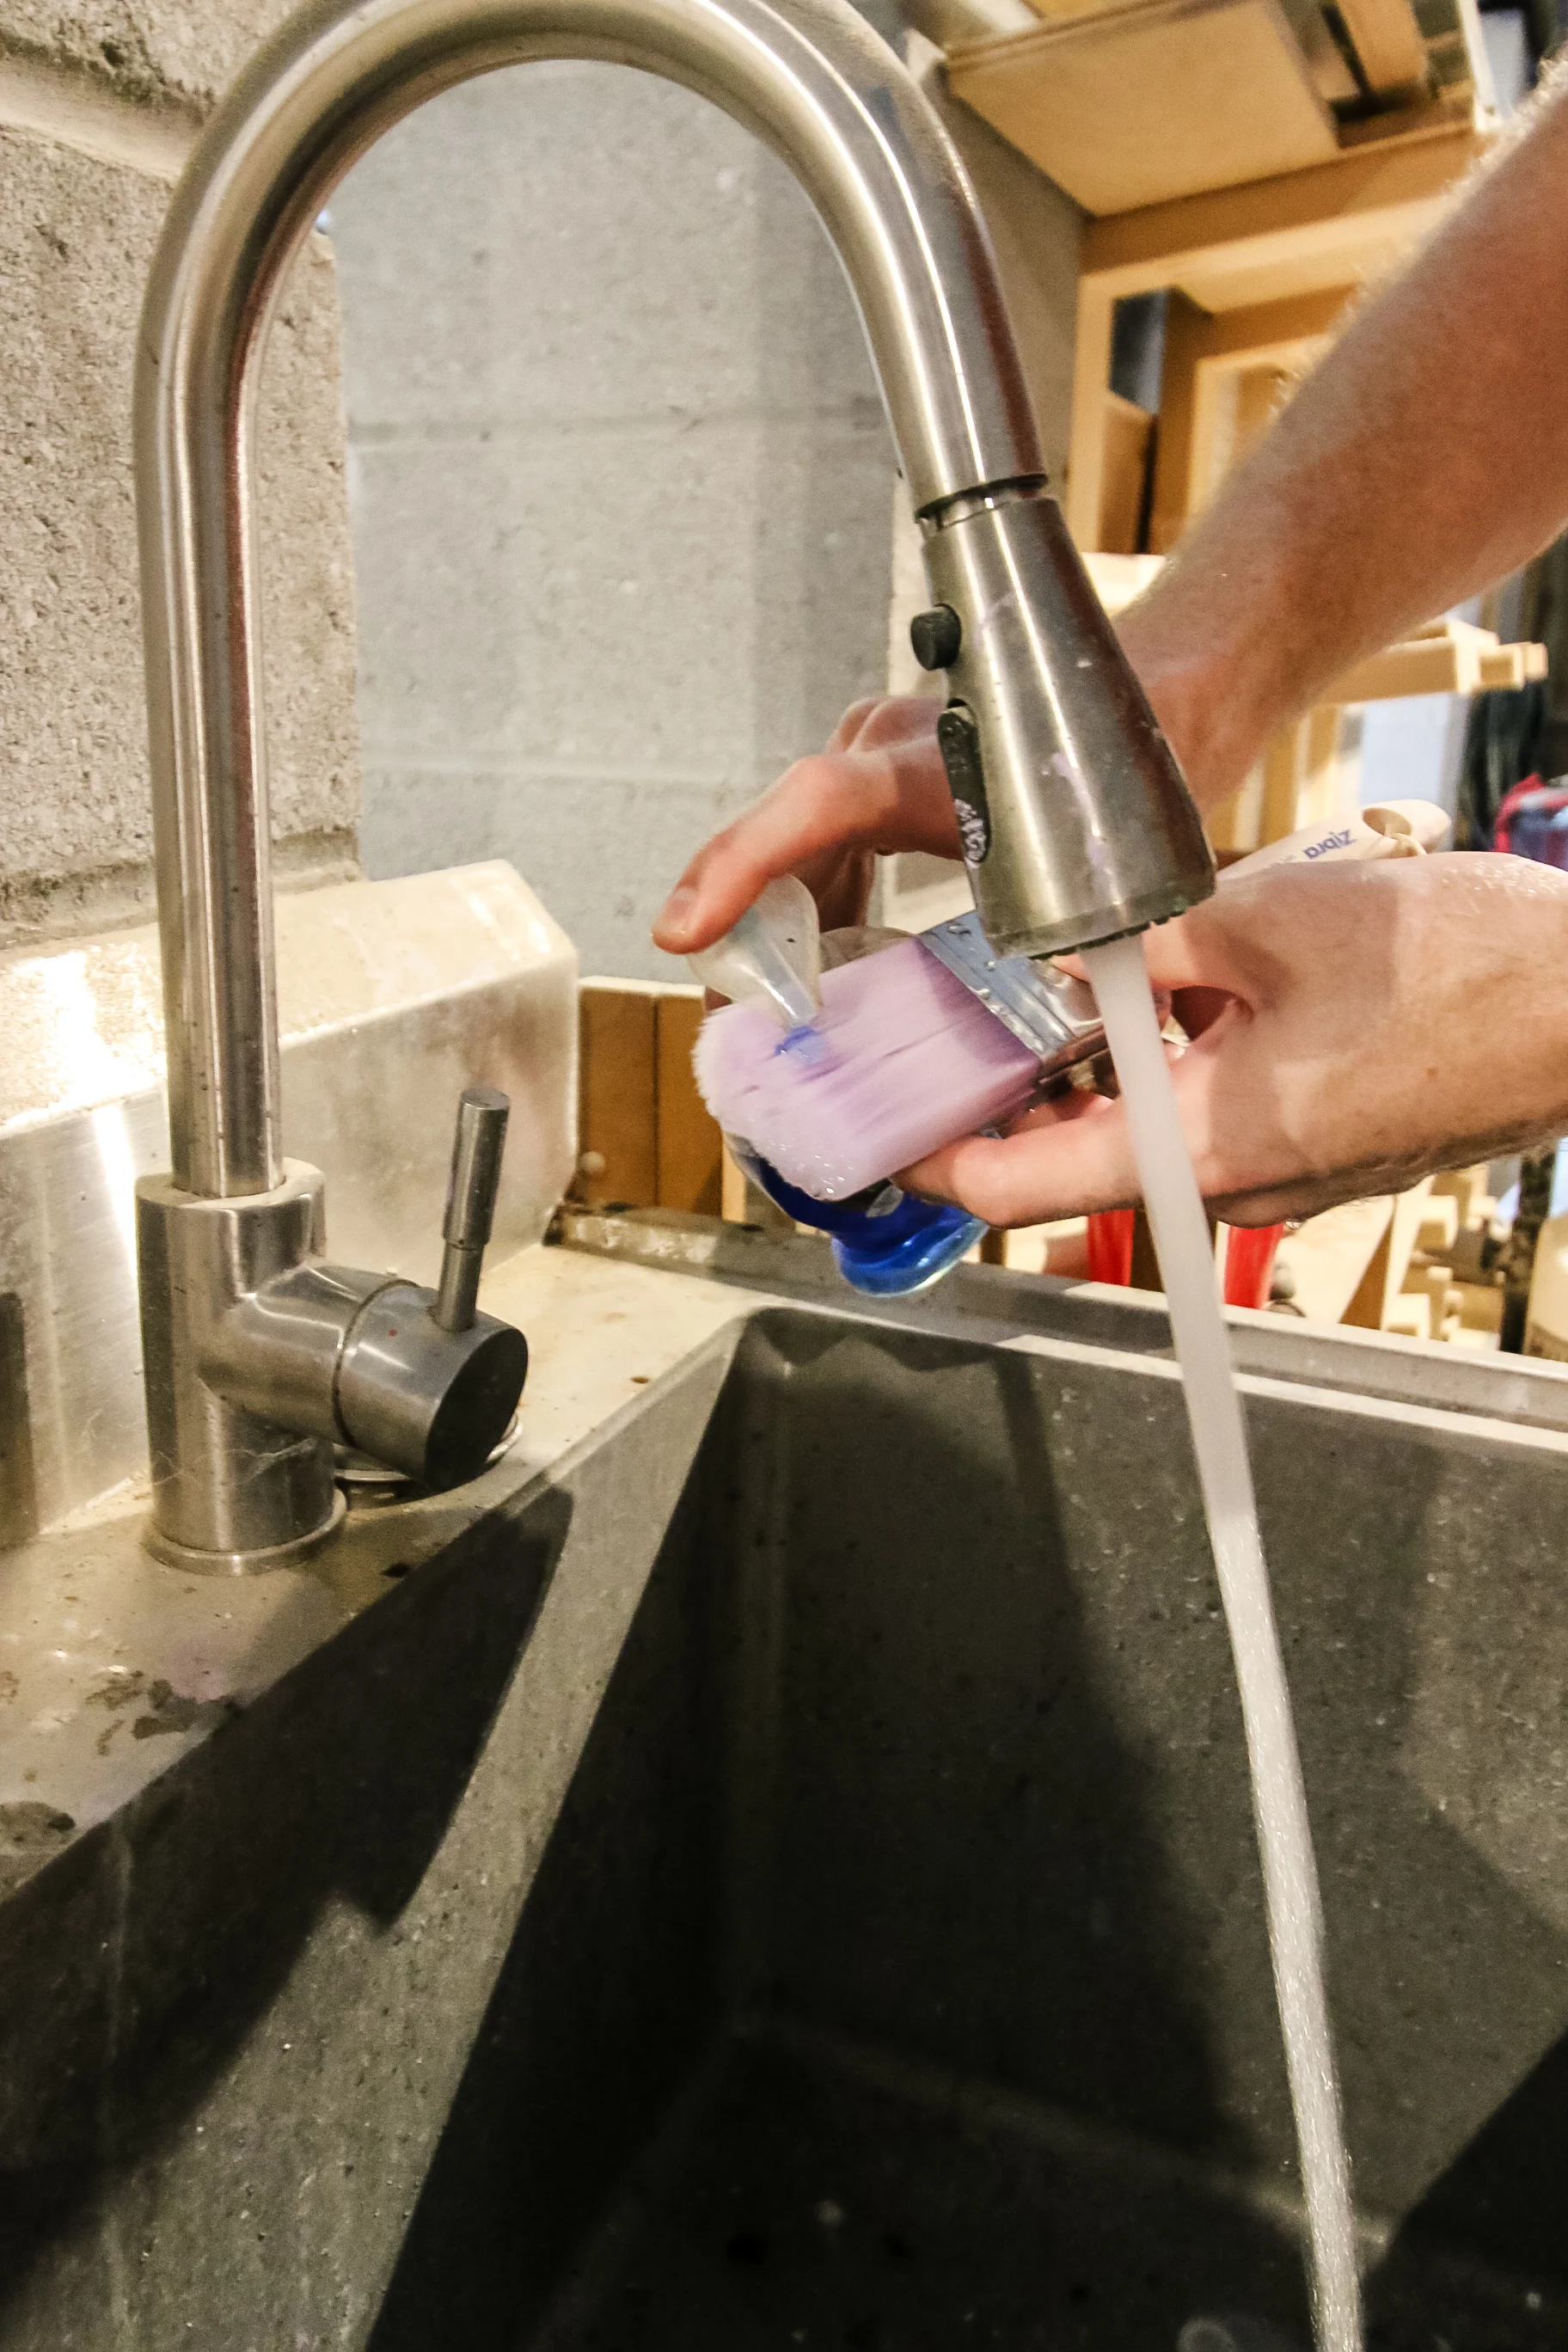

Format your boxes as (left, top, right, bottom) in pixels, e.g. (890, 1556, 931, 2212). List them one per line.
(84, 1668, 242, 1755)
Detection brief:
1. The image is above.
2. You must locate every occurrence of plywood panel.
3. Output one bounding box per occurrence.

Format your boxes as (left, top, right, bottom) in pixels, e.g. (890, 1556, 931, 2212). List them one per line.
(1097, 390, 1155, 551)
(578, 982, 658, 1209)
(1198, 282, 1357, 352)
(655, 993, 724, 1216)
(950, 0, 1338, 217)
(1145, 289, 1209, 554)
(1335, 0, 1426, 93)
(1065, 278, 1118, 543)
(1078, 122, 1486, 308)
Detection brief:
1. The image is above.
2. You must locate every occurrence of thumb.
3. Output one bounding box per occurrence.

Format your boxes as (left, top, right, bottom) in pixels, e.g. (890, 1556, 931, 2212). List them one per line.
(904, 1026, 1230, 1226)
(1109, 899, 1254, 999)
(1055, 903, 1246, 999)
(903, 1093, 1142, 1227)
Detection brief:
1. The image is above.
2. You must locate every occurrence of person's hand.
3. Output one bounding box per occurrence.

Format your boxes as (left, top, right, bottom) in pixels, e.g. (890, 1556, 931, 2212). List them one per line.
(652, 628, 1244, 962)
(904, 854, 1568, 1228)
(653, 695, 953, 955)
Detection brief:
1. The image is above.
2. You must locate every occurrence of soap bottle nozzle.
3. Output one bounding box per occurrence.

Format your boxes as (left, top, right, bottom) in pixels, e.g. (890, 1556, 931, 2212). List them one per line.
(687, 875, 823, 1034)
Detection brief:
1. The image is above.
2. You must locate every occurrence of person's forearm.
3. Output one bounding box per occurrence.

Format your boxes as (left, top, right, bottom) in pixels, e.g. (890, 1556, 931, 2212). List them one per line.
(1118, 68, 1568, 809)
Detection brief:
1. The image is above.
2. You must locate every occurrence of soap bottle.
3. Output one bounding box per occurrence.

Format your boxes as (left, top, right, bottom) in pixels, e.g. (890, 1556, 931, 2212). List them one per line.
(688, 879, 986, 1295)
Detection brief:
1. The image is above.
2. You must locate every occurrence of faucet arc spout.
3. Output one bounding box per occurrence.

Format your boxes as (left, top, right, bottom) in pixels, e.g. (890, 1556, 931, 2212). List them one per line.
(135, 0, 1043, 1200)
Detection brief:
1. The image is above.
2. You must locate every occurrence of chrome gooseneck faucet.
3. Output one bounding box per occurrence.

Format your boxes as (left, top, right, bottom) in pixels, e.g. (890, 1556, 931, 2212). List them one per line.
(133, 0, 1214, 1571)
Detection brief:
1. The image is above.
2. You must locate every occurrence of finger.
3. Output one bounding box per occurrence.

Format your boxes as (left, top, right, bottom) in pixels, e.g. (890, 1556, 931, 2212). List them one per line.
(998, 1081, 1104, 1137)
(654, 738, 957, 952)
(653, 758, 898, 952)
(904, 1025, 1259, 1225)
(825, 696, 887, 754)
(1118, 903, 1258, 999)
(806, 846, 877, 934)
(902, 1092, 1142, 1227)
(830, 694, 946, 756)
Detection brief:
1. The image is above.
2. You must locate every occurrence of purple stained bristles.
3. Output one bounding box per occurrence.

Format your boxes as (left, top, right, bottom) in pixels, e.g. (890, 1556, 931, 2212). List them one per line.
(694, 936, 1041, 1201)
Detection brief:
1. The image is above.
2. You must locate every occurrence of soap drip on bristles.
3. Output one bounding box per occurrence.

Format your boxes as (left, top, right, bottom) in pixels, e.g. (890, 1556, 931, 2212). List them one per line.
(777, 1020, 830, 1066)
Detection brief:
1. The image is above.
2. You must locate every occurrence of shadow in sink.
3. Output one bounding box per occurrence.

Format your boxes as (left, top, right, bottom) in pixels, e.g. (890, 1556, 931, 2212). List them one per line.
(371, 1312, 1568, 2352)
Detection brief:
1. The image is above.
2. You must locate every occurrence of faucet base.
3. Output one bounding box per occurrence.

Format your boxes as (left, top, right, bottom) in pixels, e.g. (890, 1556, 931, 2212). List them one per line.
(137, 1163, 342, 1571)
(142, 1486, 346, 1577)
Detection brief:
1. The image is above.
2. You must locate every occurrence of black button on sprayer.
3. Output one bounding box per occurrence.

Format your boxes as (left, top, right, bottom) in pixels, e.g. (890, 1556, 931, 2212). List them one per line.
(910, 604, 962, 671)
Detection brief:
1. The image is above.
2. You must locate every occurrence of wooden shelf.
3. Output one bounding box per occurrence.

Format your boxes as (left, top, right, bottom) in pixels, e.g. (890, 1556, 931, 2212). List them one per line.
(1064, 126, 1488, 548)
(945, 0, 1491, 221)
(947, 0, 1340, 217)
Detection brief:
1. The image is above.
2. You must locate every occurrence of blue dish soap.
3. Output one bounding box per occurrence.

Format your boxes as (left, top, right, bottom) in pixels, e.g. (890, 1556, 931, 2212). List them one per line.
(726, 1139, 984, 1296)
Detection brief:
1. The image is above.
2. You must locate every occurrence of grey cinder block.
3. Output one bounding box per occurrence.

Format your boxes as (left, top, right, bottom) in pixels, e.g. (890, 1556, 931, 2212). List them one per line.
(332, 64, 893, 983)
(0, 125, 360, 941)
(0, 0, 307, 113)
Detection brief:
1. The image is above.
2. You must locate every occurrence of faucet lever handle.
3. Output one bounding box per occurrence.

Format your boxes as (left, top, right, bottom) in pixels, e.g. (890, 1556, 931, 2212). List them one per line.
(433, 1086, 510, 1333)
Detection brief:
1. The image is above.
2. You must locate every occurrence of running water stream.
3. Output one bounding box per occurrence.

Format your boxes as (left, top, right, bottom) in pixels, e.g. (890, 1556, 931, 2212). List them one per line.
(1081, 933, 1362, 2352)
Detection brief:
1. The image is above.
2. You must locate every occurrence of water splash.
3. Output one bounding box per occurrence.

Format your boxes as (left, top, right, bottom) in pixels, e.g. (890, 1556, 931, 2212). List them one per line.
(1082, 932, 1361, 2352)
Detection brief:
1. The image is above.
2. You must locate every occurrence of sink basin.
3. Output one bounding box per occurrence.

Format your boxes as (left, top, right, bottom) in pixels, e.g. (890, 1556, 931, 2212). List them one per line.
(371, 1309, 1566, 2352)
(3, 1291, 1566, 2350)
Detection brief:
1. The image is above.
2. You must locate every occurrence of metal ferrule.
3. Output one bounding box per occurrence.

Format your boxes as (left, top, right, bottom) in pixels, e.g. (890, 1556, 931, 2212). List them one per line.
(918, 910, 1106, 1076)
(920, 486, 1216, 958)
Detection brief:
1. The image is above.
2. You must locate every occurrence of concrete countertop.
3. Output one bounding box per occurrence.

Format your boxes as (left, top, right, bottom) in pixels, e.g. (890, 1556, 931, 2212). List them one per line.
(0, 1241, 766, 1889)
(12, 1210, 1568, 1897)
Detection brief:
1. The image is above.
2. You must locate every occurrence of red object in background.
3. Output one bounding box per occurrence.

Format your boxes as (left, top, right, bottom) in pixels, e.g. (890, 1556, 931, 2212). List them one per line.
(1223, 1222, 1285, 1309)
(1086, 1208, 1136, 1285)
(1492, 774, 1553, 854)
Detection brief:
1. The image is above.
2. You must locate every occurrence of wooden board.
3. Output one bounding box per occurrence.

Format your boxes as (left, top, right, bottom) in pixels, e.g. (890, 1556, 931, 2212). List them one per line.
(578, 982, 658, 1210)
(1326, 622, 1547, 702)
(1274, 1197, 1393, 1325)
(655, 993, 723, 1217)
(1096, 389, 1155, 551)
(1343, 1178, 1436, 1329)
(948, 0, 1338, 218)
(1079, 559, 1548, 718)
(578, 980, 726, 1218)
(1065, 126, 1485, 541)
(1077, 121, 1486, 305)
(1335, 0, 1426, 93)
(1164, 288, 1354, 523)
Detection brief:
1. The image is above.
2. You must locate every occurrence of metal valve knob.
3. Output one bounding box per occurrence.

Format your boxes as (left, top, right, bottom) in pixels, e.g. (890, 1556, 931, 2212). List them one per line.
(434, 1086, 510, 1332)
(160, 1082, 530, 1555)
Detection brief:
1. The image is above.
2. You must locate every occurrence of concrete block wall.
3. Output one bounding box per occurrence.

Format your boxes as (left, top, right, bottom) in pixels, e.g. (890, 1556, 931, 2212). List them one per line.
(0, 8, 360, 948)
(328, 34, 1082, 982)
(328, 60, 895, 982)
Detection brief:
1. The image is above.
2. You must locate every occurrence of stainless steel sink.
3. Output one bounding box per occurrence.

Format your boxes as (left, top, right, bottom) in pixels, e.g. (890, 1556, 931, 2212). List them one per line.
(3, 1284, 1566, 2350)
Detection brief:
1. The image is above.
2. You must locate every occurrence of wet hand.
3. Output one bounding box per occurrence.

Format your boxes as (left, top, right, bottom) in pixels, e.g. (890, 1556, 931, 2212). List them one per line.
(903, 854, 1568, 1228)
(652, 633, 1241, 965)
